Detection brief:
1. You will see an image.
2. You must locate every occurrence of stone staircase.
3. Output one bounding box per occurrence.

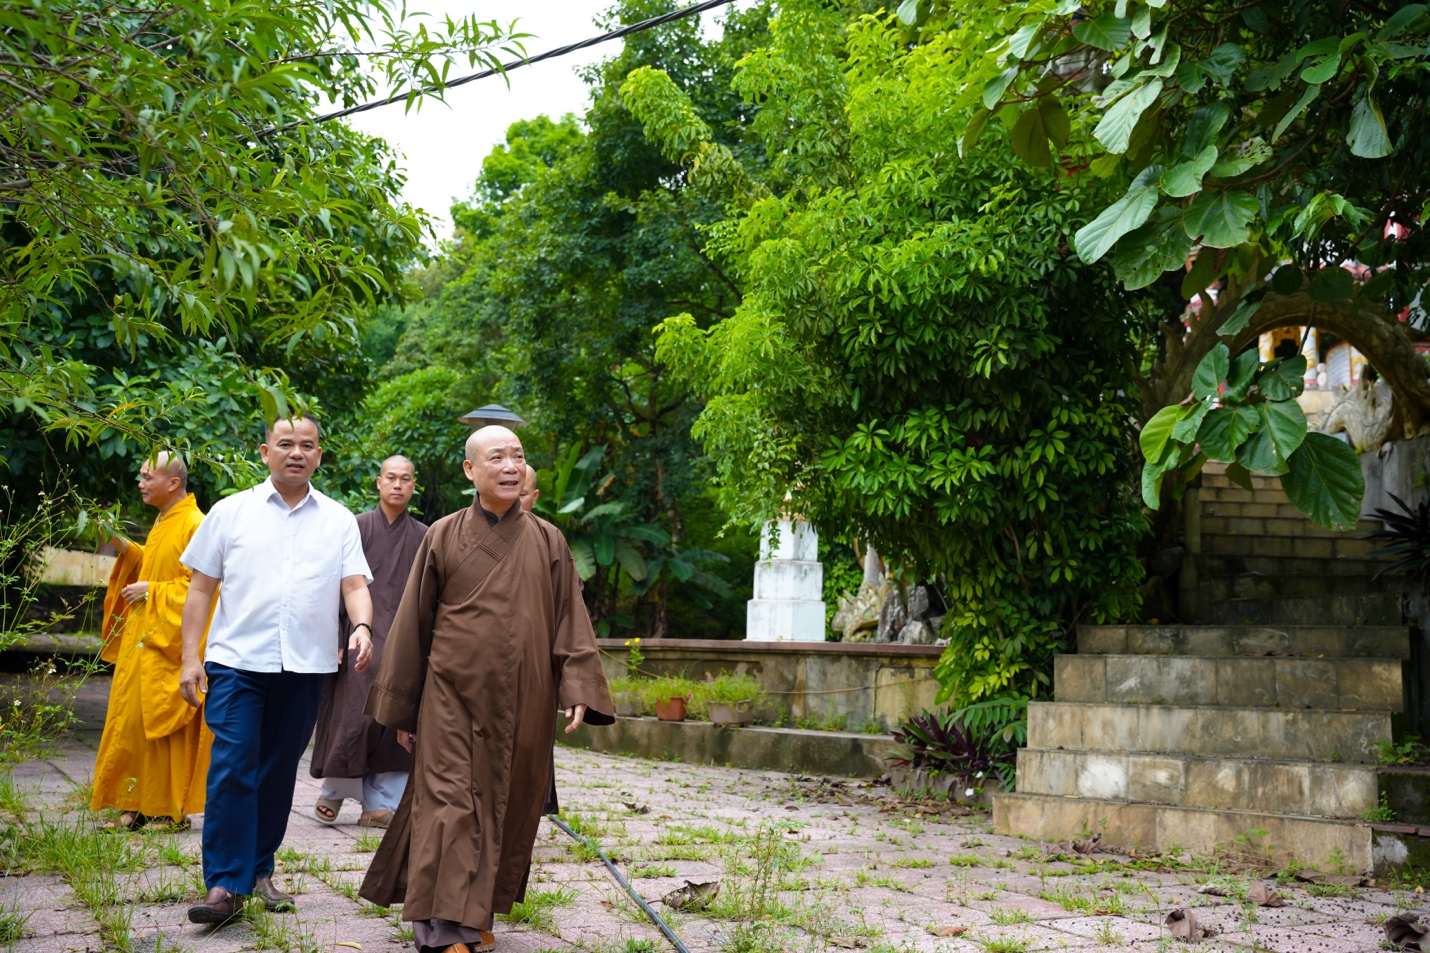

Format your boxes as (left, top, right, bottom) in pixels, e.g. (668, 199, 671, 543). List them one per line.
(993, 464, 1411, 872)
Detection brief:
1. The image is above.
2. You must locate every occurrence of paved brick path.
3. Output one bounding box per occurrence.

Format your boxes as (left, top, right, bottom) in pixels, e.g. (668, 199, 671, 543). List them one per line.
(0, 676, 1416, 952)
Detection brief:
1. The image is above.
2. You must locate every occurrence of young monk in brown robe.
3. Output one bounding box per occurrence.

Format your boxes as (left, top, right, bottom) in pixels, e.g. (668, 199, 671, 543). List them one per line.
(310, 455, 427, 828)
(360, 426, 614, 953)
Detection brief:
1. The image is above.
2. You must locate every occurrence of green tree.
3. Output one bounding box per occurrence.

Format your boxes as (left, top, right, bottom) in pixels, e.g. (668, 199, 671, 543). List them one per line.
(383, 0, 773, 638)
(624, 0, 1146, 703)
(914, 0, 1430, 524)
(1, 0, 522, 465)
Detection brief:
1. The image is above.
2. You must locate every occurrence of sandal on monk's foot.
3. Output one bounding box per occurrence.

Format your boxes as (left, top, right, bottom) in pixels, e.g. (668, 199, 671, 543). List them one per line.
(103, 811, 145, 832)
(438, 936, 496, 953)
(358, 810, 393, 829)
(143, 815, 191, 833)
(314, 797, 342, 825)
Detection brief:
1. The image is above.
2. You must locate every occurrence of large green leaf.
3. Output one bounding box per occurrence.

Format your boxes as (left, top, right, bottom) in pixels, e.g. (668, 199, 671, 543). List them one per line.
(1073, 14, 1133, 51)
(1183, 103, 1230, 155)
(1161, 145, 1217, 197)
(614, 541, 648, 581)
(1347, 96, 1393, 158)
(1272, 83, 1320, 143)
(1112, 211, 1193, 289)
(1142, 454, 1174, 508)
(1010, 99, 1068, 165)
(1094, 81, 1162, 153)
(1281, 433, 1366, 530)
(569, 539, 596, 580)
(1308, 266, 1355, 301)
(1140, 403, 1182, 463)
(1074, 172, 1160, 262)
(1182, 189, 1259, 247)
(1223, 347, 1261, 402)
(592, 532, 616, 566)
(1191, 343, 1229, 399)
(1257, 355, 1308, 400)
(1171, 399, 1211, 443)
(1197, 404, 1257, 460)
(1235, 399, 1306, 475)
(1208, 137, 1272, 177)
(1199, 42, 1247, 84)
(1217, 293, 1263, 337)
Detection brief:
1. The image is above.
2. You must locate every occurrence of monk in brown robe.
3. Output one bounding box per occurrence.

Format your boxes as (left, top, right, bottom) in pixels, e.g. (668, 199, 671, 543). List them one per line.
(311, 455, 427, 828)
(360, 427, 614, 953)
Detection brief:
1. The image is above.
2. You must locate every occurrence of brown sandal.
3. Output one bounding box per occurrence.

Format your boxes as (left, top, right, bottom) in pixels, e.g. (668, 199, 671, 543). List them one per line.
(314, 797, 342, 825)
(358, 810, 393, 829)
(102, 811, 145, 831)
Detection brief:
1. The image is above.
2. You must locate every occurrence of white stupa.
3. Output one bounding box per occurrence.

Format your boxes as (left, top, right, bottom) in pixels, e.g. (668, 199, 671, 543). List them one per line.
(745, 519, 826, 641)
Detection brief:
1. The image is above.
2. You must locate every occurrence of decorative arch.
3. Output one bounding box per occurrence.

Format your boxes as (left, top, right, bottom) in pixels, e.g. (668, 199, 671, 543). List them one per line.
(1140, 291, 1430, 439)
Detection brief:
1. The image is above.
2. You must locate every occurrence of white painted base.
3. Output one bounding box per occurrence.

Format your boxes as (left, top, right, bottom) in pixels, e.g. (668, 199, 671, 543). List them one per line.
(746, 598, 827, 642)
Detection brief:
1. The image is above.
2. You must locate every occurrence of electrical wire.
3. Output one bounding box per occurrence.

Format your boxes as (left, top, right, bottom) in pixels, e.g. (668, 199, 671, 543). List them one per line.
(280, 0, 738, 132)
(545, 812, 694, 953)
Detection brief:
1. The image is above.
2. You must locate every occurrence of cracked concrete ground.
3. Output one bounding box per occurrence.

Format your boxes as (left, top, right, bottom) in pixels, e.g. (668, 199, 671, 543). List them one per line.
(0, 674, 1419, 953)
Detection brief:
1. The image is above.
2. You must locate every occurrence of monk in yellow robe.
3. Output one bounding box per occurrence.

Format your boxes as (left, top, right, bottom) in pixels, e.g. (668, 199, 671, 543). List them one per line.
(92, 452, 213, 830)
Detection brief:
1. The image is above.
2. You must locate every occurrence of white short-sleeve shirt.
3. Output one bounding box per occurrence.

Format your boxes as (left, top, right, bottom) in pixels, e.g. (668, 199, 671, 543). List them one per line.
(181, 477, 372, 673)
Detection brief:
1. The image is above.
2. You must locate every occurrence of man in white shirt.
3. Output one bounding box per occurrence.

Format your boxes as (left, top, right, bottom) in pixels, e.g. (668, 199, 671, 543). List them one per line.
(178, 414, 376, 924)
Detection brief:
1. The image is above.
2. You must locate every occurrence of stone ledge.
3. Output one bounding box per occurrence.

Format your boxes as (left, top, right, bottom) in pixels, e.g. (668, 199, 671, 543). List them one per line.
(558, 715, 898, 779)
(596, 638, 943, 657)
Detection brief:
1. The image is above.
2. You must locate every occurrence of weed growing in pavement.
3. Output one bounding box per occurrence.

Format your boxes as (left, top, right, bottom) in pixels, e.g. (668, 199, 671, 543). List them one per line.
(630, 862, 676, 878)
(948, 854, 980, 867)
(358, 903, 391, 918)
(246, 899, 320, 953)
(0, 658, 92, 763)
(497, 887, 576, 934)
(0, 771, 29, 819)
(987, 907, 1034, 926)
(0, 900, 30, 945)
(1093, 919, 1124, 945)
(353, 831, 383, 852)
(1036, 885, 1130, 915)
(276, 846, 311, 871)
(890, 857, 932, 868)
(622, 941, 658, 953)
(972, 935, 1029, 953)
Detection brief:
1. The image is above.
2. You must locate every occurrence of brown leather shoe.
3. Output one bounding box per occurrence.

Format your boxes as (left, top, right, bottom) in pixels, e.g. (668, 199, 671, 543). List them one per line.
(254, 875, 295, 912)
(187, 886, 244, 924)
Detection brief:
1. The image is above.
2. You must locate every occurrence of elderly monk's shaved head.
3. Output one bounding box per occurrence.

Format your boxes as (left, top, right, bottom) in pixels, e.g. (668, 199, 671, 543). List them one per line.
(462, 426, 525, 518)
(153, 450, 188, 489)
(519, 464, 540, 513)
(381, 454, 414, 472)
(137, 450, 188, 510)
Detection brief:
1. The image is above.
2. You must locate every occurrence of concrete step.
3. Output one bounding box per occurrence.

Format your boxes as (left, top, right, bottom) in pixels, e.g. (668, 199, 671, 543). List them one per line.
(1199, 485, 1293, 505)
(1055, 654, 1404, 711)
(1204, 592, 1402, 626)
(1017, 748, 1377, 818)
(1078, 624, 1411, 659)
(1201, 532, 1380, 559)
(1202, 572, 1390, 601)
(1201, 515, 1382, 539)
(1028, 701, 1390, 762)
(1196, 554, 1391, 577)
(993, 792, 1375, 871)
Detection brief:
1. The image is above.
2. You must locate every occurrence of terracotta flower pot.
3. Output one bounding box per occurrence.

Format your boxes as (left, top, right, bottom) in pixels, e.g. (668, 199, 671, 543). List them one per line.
(709, 699, 754, 726)
(655, 696, 687, 722)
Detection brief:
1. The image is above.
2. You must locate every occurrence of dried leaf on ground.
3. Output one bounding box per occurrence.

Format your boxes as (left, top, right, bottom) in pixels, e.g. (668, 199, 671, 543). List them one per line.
(623, 802, 650, 814)
(1385, 915, 1430, 950)
(660, 880, 719, 911)
(1071, 832, 1102, 854)
(926, 926, 967, 937)
(1166, 908, 1218, 942)
(1195, 883, 1232, 897)
(1247, 882, 1285, 907)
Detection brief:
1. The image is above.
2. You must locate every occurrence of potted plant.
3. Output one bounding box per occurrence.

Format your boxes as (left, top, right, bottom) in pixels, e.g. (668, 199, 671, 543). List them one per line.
(700, 673, 765, 726)
(607, 676, 645, 717)
(655, 694, 688, 721)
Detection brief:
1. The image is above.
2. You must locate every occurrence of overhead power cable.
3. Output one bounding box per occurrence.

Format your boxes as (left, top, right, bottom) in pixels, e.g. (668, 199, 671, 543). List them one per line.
(286, 0, 738, 132)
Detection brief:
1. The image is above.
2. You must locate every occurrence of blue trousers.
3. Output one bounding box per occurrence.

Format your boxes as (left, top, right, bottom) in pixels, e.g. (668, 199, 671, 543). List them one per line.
(202, 663, 325, 894)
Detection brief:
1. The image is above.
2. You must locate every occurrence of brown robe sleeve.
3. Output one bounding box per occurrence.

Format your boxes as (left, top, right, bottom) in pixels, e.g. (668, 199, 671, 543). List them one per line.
(364, 525, 442, 732)
(549, 532, 615, 726)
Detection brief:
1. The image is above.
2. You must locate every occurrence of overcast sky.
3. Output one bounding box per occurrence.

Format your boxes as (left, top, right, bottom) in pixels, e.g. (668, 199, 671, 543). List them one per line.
(347, 1, 744, 243)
